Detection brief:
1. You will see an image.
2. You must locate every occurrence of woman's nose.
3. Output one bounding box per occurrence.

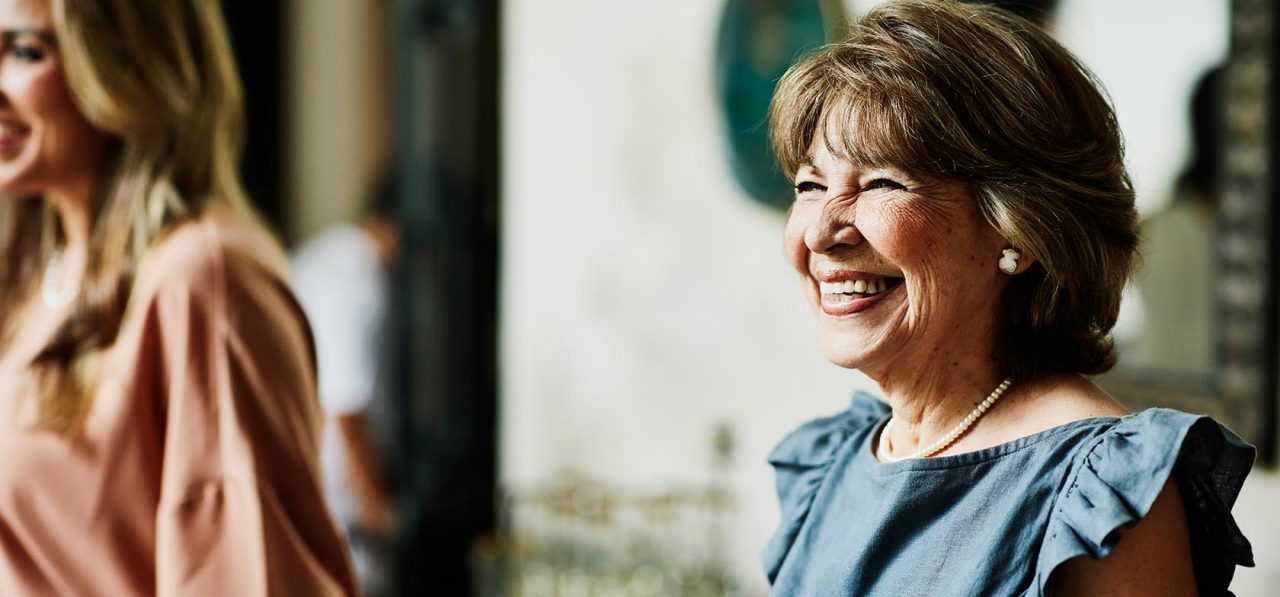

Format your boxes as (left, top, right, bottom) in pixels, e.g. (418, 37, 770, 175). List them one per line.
(804, 202, 863, 254)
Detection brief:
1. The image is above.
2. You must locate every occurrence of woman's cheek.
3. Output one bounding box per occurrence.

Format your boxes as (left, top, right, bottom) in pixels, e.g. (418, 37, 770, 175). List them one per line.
(27, 67, 66, 108)
(853, 204, 892, 245)
(866, 202, 935, 254)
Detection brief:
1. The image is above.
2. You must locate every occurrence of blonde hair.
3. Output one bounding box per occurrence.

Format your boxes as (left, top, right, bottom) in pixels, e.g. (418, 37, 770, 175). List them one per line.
(0, 0, 251, 431)
(770, 0, 1139, 380)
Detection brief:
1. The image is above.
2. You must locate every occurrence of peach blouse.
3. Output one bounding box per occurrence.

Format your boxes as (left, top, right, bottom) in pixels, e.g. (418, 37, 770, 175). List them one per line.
(0, 212, 358, 595)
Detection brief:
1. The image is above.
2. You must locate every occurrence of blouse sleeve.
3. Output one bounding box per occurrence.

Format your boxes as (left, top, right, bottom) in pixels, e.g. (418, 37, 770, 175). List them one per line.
(1035, 410, 1255, 596)
(761, 393, 886, 584)
(142, 223, 358, 596)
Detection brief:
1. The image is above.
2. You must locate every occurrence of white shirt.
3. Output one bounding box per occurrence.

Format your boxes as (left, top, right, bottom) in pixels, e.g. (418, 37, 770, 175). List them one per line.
(290, 224, 388, 524)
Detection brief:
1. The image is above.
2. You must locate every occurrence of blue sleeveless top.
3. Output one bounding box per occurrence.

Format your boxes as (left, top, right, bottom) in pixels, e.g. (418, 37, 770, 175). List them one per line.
(763, 392, 1255, 596)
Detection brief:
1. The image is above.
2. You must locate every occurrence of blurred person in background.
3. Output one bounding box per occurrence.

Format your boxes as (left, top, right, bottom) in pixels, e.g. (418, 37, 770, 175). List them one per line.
(0, 0, 356, 594)
(763, 2, 1252, 594)
(1127, 65, 1223, 375)
(293, 174, 401, 596)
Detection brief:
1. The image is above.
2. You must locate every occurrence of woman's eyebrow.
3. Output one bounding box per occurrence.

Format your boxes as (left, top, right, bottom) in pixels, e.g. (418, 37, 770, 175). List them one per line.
(0, 28, 54, 43)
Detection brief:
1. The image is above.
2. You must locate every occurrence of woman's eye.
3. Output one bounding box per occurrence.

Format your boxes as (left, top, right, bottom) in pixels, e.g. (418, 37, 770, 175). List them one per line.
(8, 45, 45, 61)
(864, 178, 906, 191)
(794, 181, 825, 196)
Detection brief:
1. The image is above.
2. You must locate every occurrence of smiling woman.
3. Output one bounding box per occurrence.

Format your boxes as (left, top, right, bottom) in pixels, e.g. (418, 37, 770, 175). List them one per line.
(762, 1, 1254, 595)
(0, 25, 105, 213)
(787, 149, 1007, 374)
(0, 0, 356, 594)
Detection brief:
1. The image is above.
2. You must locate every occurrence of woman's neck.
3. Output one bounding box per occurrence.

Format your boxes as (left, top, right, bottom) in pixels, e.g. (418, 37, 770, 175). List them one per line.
(869, 342, 1009, 458)
(43, 182, 95, 298)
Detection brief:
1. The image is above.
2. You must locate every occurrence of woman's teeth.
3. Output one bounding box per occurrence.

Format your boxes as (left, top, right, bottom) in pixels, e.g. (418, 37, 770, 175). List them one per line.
(818, 277, 896, 299)
(0, 123, 28, 141)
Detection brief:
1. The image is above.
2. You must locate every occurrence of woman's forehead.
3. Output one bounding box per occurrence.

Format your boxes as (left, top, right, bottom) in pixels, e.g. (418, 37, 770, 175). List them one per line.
(0, 0, 51, 28)
(807, 107, 922, 172)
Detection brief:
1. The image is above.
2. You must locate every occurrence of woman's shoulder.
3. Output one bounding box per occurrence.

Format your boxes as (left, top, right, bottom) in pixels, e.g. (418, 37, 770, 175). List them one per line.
(986, 374, 1126, 441)
(1001, 375, 1250, 493)
(1052, 406, 1252, 512)
(763, 391, 888, 582)
(1033, 405, 1255, 595)
(133, 208, 288, 301)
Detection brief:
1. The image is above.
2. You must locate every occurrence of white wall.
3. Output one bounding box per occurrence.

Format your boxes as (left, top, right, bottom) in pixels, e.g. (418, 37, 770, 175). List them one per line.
(285, 0, 391, 241)
(500, 0, 1269, 593)
(500, 0, 867, 587)
(1233, 472, 1280, 595)
(1055, 0, 1228, 215)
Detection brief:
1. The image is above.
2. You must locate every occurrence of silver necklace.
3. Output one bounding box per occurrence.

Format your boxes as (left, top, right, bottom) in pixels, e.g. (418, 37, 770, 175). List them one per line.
(41, 247, 80, 309)
(877, 378, 1013, 462)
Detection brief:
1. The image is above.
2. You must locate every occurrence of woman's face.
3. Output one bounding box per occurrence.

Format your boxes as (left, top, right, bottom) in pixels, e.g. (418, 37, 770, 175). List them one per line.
(0, 0, 107, 200)
(784, 126, 1010, 376)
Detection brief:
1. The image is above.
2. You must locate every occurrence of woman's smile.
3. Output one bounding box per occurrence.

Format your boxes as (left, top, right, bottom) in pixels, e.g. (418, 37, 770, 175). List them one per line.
(0, 120, 29, 154)
(813, 270, 906, 316)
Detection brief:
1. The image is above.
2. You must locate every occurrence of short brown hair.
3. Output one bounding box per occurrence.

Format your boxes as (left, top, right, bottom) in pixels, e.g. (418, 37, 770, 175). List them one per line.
(770, 0, 1139, 379)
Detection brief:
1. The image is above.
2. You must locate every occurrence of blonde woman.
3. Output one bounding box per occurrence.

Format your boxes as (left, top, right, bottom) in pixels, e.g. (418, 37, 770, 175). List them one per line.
(0, 0, 357, 594)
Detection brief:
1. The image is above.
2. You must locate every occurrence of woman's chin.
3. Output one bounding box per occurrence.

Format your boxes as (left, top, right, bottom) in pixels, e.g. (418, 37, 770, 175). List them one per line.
(819, 335, 879, 371)
(0, 173, 37, 199)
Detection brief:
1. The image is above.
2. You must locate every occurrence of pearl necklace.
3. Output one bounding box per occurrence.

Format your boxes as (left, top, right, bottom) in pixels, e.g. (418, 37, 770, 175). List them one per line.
(877, 378, 1013, 462)
(41, 247, 80, 309)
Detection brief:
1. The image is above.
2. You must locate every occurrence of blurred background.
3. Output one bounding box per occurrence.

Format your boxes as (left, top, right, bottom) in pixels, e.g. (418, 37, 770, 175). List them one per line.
(224, 0, 1278, 594)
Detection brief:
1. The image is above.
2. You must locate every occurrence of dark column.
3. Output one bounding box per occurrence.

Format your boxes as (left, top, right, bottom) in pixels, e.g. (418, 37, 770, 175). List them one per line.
(221, 2, 285, 232)
(390, 0, 500, 593)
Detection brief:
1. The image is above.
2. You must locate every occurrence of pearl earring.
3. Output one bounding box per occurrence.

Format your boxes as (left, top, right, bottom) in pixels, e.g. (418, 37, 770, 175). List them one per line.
(998, 248, 1020, 274)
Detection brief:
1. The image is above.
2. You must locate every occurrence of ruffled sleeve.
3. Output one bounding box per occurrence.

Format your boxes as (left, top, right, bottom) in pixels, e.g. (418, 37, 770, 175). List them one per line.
(761, 392, 887, 583)
(1035, 410, 1254, 595)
